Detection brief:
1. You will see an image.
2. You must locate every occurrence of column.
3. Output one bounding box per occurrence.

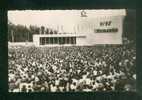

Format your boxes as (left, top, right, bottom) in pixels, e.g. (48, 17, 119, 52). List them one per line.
(69, 37, 71, 44)
(44, 37, 46, 45)
(57, 37, 58, 44)
(52, 37, 55, 44)
(48, 37, 51, 44)
(65, 37, 67, 44)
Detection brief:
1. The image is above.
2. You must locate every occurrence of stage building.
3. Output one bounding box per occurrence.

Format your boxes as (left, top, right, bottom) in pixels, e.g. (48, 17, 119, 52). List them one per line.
(33, 9, 126, 46)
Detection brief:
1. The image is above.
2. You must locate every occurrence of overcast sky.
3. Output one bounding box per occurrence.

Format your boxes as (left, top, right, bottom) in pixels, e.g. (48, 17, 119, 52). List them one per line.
(8, 10, 126, 33)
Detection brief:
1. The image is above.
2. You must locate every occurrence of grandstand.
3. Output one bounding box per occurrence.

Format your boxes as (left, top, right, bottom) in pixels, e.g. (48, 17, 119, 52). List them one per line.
(33, 9, 126, 46)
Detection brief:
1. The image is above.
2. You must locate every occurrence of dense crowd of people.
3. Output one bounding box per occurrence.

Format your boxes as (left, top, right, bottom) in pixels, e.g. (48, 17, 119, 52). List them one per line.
(8, 41, 136, 92)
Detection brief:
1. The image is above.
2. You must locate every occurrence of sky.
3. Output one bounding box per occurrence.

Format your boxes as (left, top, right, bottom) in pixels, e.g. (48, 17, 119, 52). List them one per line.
(8, 10, 126, 33)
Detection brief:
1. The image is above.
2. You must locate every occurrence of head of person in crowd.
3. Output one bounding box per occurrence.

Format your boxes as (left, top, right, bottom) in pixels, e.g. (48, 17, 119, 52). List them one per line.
(8, 40, 136, 92)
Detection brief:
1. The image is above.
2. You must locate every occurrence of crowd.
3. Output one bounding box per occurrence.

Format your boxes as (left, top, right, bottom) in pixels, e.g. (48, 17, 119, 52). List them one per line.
(8, 42, 136, 92)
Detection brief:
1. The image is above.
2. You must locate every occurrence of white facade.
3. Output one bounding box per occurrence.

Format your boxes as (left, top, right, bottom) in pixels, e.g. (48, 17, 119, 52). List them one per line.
(33, 34, 86, 46)
(33, 9, 126, 46)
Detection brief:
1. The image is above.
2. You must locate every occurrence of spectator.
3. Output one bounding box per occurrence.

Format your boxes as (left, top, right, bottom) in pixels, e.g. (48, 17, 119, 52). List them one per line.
(8, 39, 136, 92)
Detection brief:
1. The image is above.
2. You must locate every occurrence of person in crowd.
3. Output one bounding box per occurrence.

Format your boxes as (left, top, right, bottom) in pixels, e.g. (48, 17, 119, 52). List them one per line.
(8, 38, 136, 92)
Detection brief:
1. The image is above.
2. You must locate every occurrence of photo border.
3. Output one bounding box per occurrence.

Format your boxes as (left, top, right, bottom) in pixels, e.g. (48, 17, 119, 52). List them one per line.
(0, 0, 140, 100)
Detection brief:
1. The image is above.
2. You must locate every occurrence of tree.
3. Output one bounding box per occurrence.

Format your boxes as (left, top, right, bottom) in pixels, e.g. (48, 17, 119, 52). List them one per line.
(41, 26, 45, 34)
